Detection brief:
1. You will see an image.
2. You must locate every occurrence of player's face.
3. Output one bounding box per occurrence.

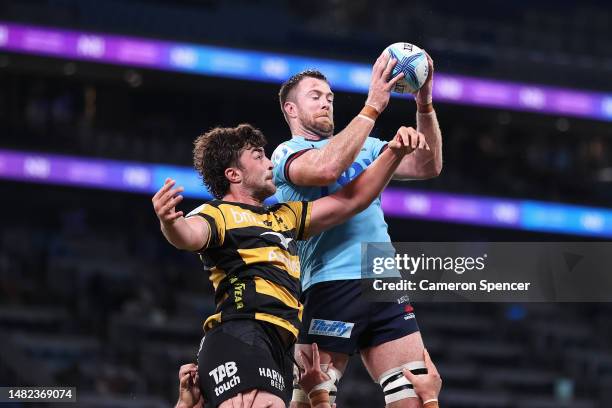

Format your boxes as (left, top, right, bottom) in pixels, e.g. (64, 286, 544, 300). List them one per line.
(238, 147, 276, 199)
(294, 77, 334, 138)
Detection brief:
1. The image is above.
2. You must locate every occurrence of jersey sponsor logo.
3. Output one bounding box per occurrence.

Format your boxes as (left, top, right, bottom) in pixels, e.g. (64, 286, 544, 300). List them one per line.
(209, 361, 241, 396)
(230, 207, 266, 226)
(230, 277, 246, 309)
(260, 231, 294, 250)
(259, 367, 285, 391)
(337, 159, 372, 186)
(308, 319, 354, 338)
(271, 143, 294, 167)
(268, 248, 300, 276)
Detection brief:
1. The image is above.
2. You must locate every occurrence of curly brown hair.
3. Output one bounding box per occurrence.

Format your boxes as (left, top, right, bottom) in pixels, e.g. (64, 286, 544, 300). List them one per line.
(278, 69, 328, 122)
(193, 124, 267, 199)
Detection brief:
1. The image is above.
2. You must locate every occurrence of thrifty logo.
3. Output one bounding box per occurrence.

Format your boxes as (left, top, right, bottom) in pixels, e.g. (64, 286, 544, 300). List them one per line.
(308, 319, 354, 338)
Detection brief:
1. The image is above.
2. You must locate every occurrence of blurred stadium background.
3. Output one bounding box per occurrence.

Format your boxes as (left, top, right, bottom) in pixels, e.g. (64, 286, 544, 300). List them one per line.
(1, 0, 612, 407)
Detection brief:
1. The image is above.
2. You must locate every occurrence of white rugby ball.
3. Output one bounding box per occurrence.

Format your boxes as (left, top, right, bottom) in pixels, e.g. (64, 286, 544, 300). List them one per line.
(385, 42, 429, 94)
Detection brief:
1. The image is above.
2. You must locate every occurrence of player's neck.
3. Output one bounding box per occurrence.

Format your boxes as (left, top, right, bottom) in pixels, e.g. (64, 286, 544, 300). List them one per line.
(223, 188, 263, 208)
(291, 123, 330, 141)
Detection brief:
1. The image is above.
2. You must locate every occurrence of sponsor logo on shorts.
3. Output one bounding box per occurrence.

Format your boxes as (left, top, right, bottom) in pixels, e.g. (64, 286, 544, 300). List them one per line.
(209, 361, 241, 397)
(404, 304, 415, 320)
(308, 319, 354, 338)
(396, 295, 410, 304)
(259, 367, 285, 391)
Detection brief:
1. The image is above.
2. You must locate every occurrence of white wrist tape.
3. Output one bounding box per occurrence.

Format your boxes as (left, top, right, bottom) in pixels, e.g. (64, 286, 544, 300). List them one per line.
(357, 114, 376, 123)
(293, 365, 342, 405)
(310, 365, 340, 404)
(292, 387, 310, 405)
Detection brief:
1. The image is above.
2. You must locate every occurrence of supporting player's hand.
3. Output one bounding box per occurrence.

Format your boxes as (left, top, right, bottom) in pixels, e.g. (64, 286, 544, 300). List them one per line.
(403, 349, 441, 403)
(153, 178, 185, 225)
(365, 51, 406, 113)
(414, 53, 434, 106)
(298, 343, 333, 395)
(176, 363, 203, 408)
(388, 126, 429, 156)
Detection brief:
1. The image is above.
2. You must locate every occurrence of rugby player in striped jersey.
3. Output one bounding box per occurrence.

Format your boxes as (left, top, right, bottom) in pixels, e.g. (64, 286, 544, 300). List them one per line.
(154, 123, 423, 407)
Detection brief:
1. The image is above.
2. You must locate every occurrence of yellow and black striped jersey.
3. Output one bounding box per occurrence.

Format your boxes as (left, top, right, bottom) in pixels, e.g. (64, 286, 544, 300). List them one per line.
(187, 199, 312, 339)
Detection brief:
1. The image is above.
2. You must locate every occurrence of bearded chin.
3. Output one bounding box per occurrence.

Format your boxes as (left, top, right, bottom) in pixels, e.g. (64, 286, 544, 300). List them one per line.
(250, 179, 276, 200)
(305, 118, 334, 138)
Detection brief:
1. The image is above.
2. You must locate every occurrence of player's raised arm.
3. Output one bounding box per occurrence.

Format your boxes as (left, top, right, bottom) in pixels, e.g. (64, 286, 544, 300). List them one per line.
(152, 178, 210, 251)
(393, 53, 443, 180)
(283, 54, 405, 186)
(307, 129, 423, 237)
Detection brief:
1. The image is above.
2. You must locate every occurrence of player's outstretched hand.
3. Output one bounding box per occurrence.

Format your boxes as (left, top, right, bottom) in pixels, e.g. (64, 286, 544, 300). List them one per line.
(414, 53, 434, 106)
(176, 363, 203, 408)
(365, 51, 406, 113)
(152, 178, 185, 225)
(403, 349, 442, 403)
(388, 126, 430, 156)
(298, 343, 333, 395)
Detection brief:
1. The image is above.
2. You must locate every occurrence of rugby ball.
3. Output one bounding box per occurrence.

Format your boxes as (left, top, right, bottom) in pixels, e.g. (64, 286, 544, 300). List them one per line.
(385, 42, 429, 94)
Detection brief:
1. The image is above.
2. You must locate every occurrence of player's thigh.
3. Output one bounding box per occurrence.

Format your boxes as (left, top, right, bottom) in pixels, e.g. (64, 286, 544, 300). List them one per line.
(291, 344, 350, 408)
(295, 343, 351, 374)
(361, 332, 425, 408)
(219, 389, 285, 408)
(361, 331, 425, 381)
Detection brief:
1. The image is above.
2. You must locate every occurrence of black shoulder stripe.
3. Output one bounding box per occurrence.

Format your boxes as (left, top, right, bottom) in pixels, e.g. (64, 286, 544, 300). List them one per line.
(280, 202, 304, 240)
(191, 213, 219, 252)
(284, 149, 313, 184)
(298, 201, 308, 240)
(379, 143, 389, 157)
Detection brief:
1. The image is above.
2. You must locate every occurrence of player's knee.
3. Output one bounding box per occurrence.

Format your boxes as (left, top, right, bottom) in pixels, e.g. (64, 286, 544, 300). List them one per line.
(377, 361, 427, 405)
(251, 390, 285, 408)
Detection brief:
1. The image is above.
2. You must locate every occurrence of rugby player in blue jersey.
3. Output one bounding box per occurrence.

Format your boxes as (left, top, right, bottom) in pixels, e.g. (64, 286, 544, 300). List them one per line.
(272, 52, 442, 408)
(154, 123, 421, 408)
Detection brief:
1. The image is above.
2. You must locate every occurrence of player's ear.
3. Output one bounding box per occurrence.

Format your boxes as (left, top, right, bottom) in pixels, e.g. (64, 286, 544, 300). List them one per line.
(284, 101, 298, 119)
(225, 167, 242, 184)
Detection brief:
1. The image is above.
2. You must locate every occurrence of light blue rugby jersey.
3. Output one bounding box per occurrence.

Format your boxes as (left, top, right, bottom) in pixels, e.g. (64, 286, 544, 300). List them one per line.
(272, 135, 392, 290)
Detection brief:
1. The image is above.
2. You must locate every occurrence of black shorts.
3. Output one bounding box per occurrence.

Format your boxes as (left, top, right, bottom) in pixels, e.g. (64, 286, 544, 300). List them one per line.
(298, 280, 420, 355)
(197, 319, 293, 408)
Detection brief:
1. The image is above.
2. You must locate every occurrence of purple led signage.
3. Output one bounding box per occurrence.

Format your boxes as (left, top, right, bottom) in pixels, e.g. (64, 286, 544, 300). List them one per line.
(0, 21, 611, 121)
(3, 148, 612, 238)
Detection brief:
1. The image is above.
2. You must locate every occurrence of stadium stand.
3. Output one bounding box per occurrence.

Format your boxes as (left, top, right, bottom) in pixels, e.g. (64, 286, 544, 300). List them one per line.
(1, 1, 611, 406)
